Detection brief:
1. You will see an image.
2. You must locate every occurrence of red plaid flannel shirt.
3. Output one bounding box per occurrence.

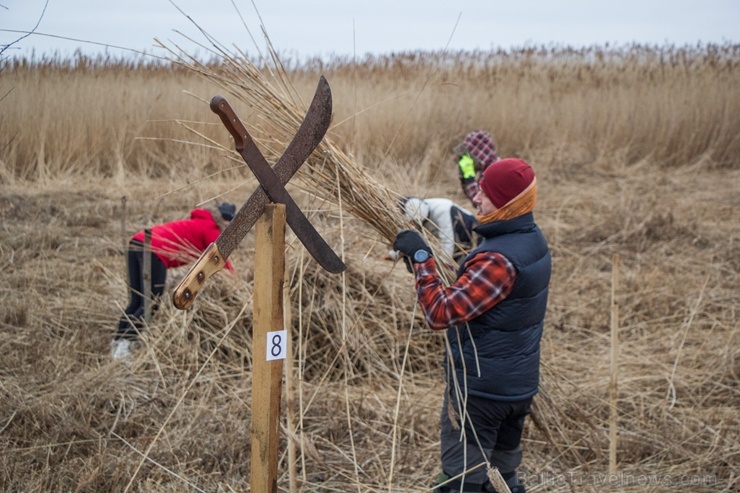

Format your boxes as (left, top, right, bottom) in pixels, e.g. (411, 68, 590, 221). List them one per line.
(412, 252, 516, 330)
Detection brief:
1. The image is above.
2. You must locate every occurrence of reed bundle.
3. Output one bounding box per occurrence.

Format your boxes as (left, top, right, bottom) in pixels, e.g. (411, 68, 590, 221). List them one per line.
(159, 40, 409, 245)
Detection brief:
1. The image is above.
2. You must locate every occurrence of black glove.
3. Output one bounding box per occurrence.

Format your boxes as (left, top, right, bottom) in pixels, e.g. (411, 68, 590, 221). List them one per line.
(393, 230, 432, 273)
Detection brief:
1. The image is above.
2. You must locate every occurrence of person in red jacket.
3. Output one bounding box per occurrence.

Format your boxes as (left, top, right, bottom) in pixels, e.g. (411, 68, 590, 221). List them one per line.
(111, 202, 236, 359)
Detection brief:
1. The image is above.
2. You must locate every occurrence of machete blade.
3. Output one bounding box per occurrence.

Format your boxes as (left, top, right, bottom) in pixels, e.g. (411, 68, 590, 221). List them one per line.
(173, 76, 335, 310)
(210, 95, 345, 273)
(215, 76, 333, 261)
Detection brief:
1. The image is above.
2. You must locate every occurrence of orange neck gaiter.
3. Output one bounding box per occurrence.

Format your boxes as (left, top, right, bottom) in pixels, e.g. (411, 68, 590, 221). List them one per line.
(477, 178, 537, 224)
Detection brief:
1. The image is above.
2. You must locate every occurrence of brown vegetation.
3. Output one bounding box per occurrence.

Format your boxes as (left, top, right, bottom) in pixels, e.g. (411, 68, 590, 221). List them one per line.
(0, 43, 738, 492)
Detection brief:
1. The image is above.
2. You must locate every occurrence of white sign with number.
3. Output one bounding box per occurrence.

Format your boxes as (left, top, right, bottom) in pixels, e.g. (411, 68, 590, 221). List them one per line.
(265, 330, 287, 361)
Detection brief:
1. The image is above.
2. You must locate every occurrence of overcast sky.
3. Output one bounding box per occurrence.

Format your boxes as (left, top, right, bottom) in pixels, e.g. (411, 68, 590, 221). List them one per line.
(2, 0, 739, 61)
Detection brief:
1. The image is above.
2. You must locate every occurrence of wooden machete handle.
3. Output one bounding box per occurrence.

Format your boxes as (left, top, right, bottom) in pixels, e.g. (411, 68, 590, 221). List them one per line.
(172, 243, 226, 310)
(210, 96, 250, 151)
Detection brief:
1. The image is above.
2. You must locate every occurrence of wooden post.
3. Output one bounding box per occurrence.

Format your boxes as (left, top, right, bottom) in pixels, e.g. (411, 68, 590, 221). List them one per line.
(142, 228, 152, 324)
(609, 254, 620, 475)
(121, 196, 129, 285)
(252, 204, 286, 493)
(121, 196, 127, 253)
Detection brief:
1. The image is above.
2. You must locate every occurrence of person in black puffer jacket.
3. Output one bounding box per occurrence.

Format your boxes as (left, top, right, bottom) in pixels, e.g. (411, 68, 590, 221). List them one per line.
(393, 158, 551, 493)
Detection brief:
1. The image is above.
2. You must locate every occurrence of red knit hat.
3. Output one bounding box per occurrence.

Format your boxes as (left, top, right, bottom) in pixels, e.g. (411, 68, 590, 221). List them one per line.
(479, 158, 535, 208)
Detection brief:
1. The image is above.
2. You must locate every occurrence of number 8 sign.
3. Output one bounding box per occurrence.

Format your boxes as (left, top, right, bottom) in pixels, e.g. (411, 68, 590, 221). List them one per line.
(265, 330, 287, 361)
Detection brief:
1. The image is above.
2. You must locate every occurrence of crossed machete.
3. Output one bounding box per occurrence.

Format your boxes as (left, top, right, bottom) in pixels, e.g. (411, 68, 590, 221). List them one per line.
(173, 76, 346, 310)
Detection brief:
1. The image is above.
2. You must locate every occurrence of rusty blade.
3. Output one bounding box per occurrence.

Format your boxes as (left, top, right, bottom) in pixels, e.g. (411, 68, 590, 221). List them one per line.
(173, 76, 338, 310)
(211, 95, 346, 274)
(214, 76, 333, 261)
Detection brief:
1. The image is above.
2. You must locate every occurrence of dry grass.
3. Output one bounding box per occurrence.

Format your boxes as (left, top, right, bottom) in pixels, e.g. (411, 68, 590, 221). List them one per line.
(3, 44, 739, 181)
(0, 41, 738, 492)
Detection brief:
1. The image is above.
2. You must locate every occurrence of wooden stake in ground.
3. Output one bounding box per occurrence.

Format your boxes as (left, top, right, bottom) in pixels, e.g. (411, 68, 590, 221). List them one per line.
(120, 195, 127, 253)
(609, 254, 620, 475)
(143, 228, 152, 324)
(252, 204, 287, 493)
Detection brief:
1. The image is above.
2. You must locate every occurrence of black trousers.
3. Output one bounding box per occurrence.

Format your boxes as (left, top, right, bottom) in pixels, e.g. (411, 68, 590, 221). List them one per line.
(116, 240, 167, 340)
(439, 386, 532, 491)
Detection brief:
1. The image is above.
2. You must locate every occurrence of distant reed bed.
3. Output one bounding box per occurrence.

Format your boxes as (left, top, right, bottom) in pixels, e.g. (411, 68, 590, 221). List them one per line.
(1, 43, 738, 183)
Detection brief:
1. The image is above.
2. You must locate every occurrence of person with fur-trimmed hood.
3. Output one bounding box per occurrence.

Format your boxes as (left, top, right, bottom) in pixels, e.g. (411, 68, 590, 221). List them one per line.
(393, 158, 551, 493)
(111, 202, 236, 359)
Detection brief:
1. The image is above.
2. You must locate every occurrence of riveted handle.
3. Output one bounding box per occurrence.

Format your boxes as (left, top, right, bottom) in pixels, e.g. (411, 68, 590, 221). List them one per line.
(210, 96, 251, 152)
(172, 243, 226, 310)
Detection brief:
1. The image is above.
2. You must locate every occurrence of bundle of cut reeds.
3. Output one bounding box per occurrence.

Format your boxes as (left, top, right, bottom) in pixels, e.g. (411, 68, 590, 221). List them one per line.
(157, 39, 444, 259)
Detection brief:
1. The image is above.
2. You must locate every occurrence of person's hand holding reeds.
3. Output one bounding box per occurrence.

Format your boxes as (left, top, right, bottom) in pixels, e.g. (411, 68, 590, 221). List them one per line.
(393, 229, 432, 272)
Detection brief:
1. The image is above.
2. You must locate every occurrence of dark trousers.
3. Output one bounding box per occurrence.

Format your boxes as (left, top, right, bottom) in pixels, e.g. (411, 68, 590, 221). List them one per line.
(116, 240, 167, 340)
(439, 387, 532, 491)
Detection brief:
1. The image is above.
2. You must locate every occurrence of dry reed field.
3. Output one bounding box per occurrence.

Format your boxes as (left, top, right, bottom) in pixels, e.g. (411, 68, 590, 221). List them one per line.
(1, 41, 739, 492)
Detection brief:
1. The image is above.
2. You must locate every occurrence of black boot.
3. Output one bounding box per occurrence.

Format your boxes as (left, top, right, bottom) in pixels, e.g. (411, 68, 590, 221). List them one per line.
(503, 471, 525, 493)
